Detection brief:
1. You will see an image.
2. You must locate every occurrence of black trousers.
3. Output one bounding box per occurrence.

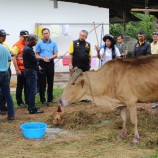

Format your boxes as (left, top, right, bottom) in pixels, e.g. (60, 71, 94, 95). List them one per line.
(39, 60, 55, 103)
(16, 71, 27, 105)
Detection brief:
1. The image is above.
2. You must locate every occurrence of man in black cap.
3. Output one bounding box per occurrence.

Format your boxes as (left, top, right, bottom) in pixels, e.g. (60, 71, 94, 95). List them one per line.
(0, 29, 13, 115)
(23, 34, 44, 114)
(12, 30, 29, 108)
(133, 31, 151, 57)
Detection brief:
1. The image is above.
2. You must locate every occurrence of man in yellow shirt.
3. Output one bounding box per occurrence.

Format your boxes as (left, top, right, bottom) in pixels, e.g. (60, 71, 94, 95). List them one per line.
(0, 29, 13, 115)
(151, 32, 158, 54)
(68, 30, 92, 72)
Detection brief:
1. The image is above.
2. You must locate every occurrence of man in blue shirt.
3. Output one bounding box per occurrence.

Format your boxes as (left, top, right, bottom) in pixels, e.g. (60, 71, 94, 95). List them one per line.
(36, 28, 58, 105)
(0, 44, 15, 120)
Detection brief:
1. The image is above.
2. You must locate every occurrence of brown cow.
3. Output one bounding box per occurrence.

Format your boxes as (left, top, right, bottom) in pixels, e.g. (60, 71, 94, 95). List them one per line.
(59, 55, 158, 144)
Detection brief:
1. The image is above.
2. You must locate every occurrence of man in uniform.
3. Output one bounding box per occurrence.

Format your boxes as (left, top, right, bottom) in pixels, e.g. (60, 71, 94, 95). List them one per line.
(12, 30, 29, 108)
(133, 31, 151, 57)
(68, 30, 92, 72)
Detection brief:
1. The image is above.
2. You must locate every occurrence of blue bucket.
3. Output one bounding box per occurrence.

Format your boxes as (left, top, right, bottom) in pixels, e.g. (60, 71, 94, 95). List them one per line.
(20, 122, 48, 139)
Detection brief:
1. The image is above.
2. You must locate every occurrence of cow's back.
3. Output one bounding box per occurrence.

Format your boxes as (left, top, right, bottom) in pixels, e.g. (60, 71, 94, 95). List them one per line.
(115, 55, 158, 102)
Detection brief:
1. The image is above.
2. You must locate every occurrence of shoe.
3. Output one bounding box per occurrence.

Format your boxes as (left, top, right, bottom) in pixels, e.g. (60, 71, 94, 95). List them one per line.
(3, 105, 7, 111)
(29, 109, 44, 114)
(18, 103, 27, 108)
(42, 102, 49, 106)
(0, 110, 6, 115)
(8, 116, 15, 120)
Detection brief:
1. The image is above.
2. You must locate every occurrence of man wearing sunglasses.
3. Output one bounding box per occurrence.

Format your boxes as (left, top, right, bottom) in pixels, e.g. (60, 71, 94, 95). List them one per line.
(151, 32, 158, 54)
(12, 30, 29, 108)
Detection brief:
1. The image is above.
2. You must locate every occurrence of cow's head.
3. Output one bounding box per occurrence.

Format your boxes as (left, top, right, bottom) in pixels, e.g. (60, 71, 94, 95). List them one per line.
(59, 68, 88, 106)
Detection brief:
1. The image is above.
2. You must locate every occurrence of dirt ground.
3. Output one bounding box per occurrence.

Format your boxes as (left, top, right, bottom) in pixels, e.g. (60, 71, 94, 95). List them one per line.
(0, 102, 158, 158)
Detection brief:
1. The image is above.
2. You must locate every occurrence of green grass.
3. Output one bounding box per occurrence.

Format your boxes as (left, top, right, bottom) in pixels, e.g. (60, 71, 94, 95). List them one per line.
(150, 155, 158, 158)
(11, 87, 63, 107)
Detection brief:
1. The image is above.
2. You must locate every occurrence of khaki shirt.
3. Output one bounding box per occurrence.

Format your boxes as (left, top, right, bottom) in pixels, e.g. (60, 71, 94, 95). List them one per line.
(116, 43, 128, 54)
(151, 42, 158, 54)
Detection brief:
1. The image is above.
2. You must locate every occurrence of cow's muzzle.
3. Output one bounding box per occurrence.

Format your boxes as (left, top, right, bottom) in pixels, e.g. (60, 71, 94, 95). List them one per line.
(59, 98, 67, 107)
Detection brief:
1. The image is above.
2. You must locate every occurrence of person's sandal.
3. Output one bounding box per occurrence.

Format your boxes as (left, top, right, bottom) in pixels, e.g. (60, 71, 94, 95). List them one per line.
(152, 104, 158, 109)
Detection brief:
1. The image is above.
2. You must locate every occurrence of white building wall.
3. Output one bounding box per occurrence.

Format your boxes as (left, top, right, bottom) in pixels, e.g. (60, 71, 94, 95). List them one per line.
(0, 0, 109, 72)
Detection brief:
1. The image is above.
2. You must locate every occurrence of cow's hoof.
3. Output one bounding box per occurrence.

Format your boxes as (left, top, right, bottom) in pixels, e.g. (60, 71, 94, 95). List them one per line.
(119, 131, 127, 139)
(132, 138, 139, 144)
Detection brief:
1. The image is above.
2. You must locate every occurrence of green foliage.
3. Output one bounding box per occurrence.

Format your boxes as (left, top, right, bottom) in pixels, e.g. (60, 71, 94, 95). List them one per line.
(148, 155, 158, 158)
(110, 13, 155, 42)
(11, 87, 63, 107)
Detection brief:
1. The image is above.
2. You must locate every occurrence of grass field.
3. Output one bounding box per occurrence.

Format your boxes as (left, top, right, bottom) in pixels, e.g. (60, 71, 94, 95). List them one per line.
(0, 87, 157, 158)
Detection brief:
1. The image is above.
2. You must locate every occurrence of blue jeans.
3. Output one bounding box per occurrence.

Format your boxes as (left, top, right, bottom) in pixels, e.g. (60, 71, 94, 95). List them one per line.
(0, 71, 14, 117)
(0, 68, 11, 110)
(24, 70, 37, 112)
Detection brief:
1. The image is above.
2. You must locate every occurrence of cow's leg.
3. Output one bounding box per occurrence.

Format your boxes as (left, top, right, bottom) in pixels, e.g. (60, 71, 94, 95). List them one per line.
(128, 105, 139, 144)
(119, 106, 127, 139)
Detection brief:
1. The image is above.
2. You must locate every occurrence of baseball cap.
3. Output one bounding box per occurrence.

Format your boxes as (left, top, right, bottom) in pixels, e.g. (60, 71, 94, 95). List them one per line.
(0, 29, 10, 36)
(20, 30, 29, 37)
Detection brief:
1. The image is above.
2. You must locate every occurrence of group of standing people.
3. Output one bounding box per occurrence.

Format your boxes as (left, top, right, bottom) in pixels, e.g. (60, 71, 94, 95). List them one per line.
(69, 30, 158, 73)
(0, 28, 58, 119)
(0, 28, 158, 120)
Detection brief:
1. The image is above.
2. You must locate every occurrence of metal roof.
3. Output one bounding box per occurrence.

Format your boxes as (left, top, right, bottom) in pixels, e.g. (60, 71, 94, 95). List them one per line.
(57, 0, 158, 22)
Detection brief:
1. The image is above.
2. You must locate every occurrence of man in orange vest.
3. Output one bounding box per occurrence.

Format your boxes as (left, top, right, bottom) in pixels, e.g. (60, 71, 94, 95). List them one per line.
(12, 30, 29, 108)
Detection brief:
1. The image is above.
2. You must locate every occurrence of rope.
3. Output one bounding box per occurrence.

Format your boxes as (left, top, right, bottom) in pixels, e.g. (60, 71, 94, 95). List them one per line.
(93, 22, 99, 46)
(55, 23, 102, 64)
(85, 72, 95, 105)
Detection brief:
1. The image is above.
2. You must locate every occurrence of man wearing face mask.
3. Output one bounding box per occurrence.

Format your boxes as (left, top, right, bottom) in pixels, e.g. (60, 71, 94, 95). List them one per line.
(68, 30, 92, 72)
(12, 30, 29, 108)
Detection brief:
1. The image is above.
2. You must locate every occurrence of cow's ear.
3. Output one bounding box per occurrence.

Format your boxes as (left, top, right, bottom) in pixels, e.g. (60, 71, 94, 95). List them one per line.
(81, 79, 84, 88)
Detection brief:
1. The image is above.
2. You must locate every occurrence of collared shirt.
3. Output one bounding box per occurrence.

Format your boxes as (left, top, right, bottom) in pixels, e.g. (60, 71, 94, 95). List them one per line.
(12, 39, 26, 55)
(36, 39, 58, 58)
(100, 46, 120, 65)
(116, 43, 128, 54)
(3, 42, 12, 52)
(0, 44, 11, 71)
(68, 41, 92, 57)
(3, 42, 12, 66)
(23, 44, 38, 70)
(151, 42, 158, 54)
(133, 40, 151, 57)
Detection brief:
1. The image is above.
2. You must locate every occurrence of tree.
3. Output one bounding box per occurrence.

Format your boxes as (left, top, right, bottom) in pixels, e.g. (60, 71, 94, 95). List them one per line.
(110, 13, 155, 42)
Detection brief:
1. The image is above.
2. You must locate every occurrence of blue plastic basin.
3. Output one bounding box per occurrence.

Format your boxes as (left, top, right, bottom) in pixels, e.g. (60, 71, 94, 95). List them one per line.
(20, 122, 47, 139)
